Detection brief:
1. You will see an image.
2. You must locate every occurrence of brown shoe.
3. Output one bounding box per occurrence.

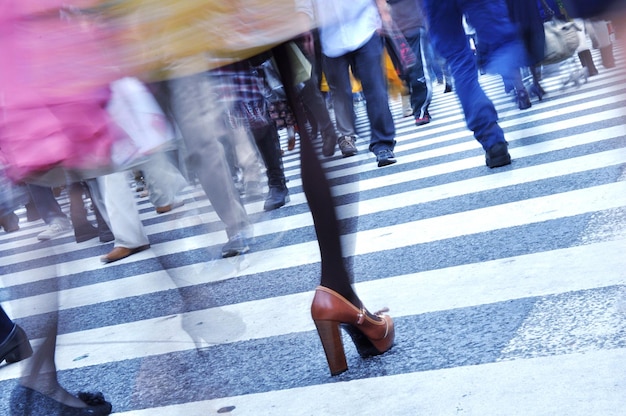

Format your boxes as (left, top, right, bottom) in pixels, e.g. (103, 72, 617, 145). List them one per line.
(311, 286, 394, 376)
(101, 244, 150, 264)
(156, 200, 184, 214)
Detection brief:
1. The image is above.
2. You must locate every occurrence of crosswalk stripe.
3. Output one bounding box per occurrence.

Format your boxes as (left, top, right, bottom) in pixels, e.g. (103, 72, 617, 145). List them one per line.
(2, 235, 623, 383)
(114, 348, 626, 416)
(3, 148, 624, 294)
(1, 44, 625, 415)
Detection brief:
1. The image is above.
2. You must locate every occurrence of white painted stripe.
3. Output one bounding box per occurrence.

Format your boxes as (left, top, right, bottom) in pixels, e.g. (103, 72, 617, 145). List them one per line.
(319, 105, 626, 182)
(3, 148, 625, 289)
(2, 81, 622, 258)
(113, 348, 626, 416)
(349, 181, 626, 255)
(1, 237, 624, 380)
(282, 85, 626, 174)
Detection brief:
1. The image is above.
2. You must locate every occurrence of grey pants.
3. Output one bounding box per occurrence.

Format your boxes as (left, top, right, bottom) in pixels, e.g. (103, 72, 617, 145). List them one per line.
(167, 73, 251, 238)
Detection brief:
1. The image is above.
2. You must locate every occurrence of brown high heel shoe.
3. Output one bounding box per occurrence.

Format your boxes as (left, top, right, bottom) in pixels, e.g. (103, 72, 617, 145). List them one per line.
(311, 286, 394, 376)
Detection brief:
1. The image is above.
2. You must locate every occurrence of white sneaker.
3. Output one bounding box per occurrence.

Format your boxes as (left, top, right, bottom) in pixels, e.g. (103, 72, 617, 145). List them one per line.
(37, 222, 72, 241)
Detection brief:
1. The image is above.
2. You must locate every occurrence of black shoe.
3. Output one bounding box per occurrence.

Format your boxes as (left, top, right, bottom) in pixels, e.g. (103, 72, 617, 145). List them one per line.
(376, 149, 397, 167)
(0, 212, 20, 233)
(263, 186, 290, 211)
(338, 135, 358, 157)
(10, 385, 112, 416)
(485, 142, 512, 168)
(221, 233, 250, 258)
(99, 231, 115, 243)
(25, 202, 40, 222)
(516, 89, 531, 110)
(0, 325, 32, 364)
(321, 130, 337, 157)
(74, 224, 99, 243)
(529, 83, 545, 101)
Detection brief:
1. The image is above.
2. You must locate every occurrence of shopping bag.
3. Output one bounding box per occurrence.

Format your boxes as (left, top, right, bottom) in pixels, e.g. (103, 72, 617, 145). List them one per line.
(539, 0, 581, 65)
(107, 77, 175, 169)
(542, 18, 581, 64)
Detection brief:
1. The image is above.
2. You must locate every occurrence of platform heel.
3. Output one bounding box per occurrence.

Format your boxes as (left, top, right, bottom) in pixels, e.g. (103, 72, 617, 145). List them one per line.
(313, 320, 348, 376)
(311, 286, 394, 376)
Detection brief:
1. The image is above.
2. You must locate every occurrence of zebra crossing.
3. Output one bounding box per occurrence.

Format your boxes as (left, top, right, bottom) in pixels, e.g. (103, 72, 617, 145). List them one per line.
(1, 46, 626, 415)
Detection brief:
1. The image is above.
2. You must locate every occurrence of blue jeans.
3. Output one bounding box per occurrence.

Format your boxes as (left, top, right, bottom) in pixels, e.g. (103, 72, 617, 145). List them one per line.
(27, 184, 69, 226)
(323, 33, 396, 154)
(423, 0, 522, 151)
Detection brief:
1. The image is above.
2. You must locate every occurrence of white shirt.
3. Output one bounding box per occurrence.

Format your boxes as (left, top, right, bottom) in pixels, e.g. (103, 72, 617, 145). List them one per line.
(310, 0, 382, 58)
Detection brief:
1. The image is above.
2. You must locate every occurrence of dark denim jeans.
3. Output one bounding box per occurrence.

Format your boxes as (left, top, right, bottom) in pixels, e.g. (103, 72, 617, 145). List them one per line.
(27, 184, 68, 226)
(423, 0, 523, 151)
(323, 33, 396, 154)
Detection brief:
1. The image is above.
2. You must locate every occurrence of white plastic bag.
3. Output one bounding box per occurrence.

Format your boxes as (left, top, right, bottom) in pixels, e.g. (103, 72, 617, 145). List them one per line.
(107, 77, 175, 169)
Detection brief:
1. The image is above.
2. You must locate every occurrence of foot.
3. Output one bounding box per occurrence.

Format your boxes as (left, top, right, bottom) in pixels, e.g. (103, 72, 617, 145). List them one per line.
(10, 385, 112, 415)
(155, 199, 184, 214)
(321, 130, 338, 157)
(376, 149, 397, 167)
(98, 229, 115, 243)
(37, 221, 72, 241)
(311, 286, 395, 375)
(263, 186, 290, 211)
(529, 83, 546, 101)
(485, 142, 512, 168)
(0, 212, 20, 233)
(221, 233, 250, 258)
(338, 135, 358, 157)
(401, 95, 413, 117)
(25, 202, 41, 222)
(100, 244, 150, 264)
(74, 224, 99, 243)
(414, 111, 431, 126)
(516, 88, 531, 110)
(0, 324, 32, 364)
(287, 135, 296, 151)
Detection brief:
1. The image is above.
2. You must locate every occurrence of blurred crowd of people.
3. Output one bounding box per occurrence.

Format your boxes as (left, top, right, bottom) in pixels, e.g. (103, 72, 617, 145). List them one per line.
(1, 0, 625, 414)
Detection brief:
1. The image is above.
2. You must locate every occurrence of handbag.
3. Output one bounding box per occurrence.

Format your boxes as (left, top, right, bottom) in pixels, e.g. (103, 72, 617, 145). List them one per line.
(382, 20, 417, 77)
(106, 77, 176, 170)
(540, 0, 581, 65)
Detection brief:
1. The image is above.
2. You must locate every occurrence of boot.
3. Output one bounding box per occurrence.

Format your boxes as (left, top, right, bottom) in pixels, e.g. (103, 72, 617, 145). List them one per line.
(263, 184, 290, 211)
(600, 44, 615, 69)
(578, 50, 599, 76)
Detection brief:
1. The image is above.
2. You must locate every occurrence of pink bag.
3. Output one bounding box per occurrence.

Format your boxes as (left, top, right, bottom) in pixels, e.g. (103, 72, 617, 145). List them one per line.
(0, 1, 125, 183)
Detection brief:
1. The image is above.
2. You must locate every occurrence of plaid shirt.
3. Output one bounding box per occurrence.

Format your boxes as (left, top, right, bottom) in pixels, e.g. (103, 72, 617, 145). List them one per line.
(208, 60, 269, 104)
(208, 59, 275, 129)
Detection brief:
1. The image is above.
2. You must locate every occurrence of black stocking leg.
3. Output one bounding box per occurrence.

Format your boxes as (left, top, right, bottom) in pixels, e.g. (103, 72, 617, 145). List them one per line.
(272, 43, 359, 307)
(0, 306, 14, 340)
